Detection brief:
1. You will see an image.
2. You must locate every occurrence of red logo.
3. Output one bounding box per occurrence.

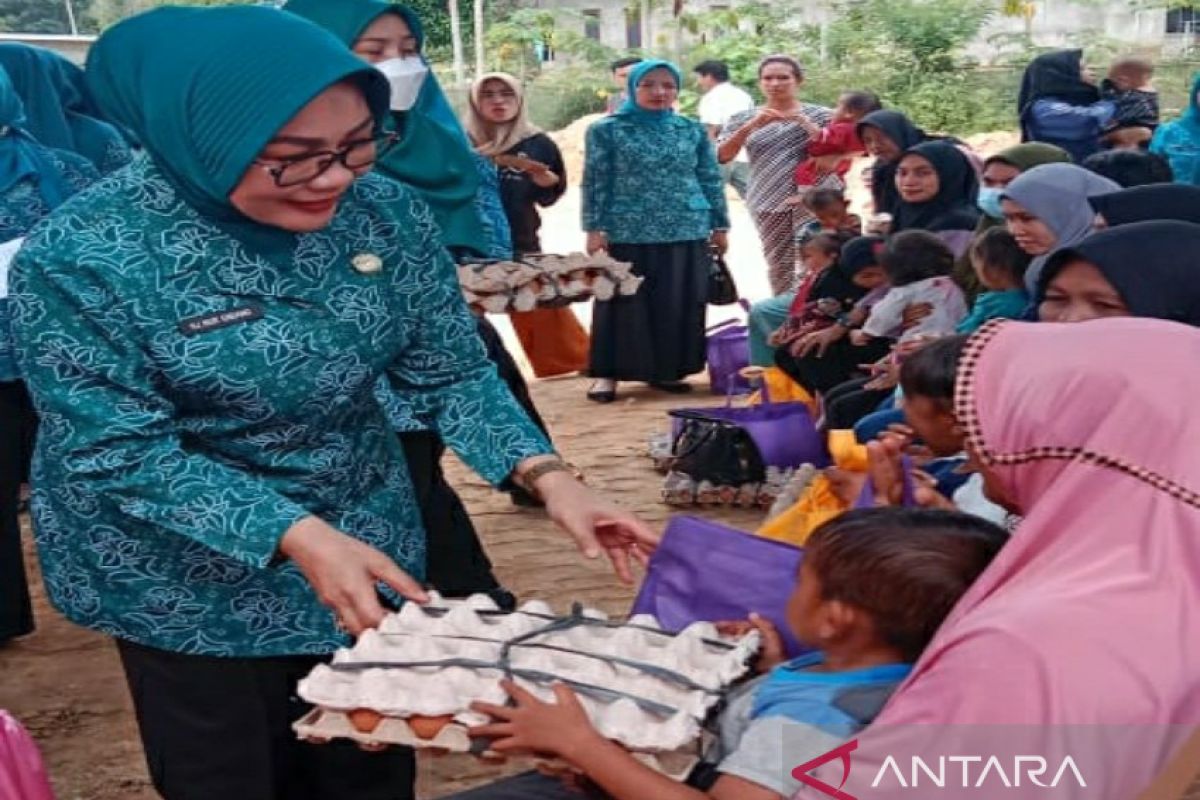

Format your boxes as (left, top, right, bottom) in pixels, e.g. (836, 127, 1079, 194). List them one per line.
(791, 739, 858, 800)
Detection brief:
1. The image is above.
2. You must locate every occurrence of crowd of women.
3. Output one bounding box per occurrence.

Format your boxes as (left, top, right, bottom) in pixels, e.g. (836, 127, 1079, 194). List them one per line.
(0, 2, 1199, 797)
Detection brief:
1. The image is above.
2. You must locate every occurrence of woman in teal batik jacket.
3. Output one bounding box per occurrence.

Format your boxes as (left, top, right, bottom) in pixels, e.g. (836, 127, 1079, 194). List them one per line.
(9, 8, 655, 799)
(581, 60, 730, 403)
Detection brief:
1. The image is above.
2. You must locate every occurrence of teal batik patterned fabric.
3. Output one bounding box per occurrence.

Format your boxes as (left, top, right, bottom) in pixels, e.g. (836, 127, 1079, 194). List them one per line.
(473, 152, 514, 260)
(10, 157, 552, 657)
(0, 139, 101, 382)
(581, 114, 729, 244)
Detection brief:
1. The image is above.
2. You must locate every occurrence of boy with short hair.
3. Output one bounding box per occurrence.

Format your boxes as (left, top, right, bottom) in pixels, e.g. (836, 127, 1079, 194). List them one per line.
(455, 507, 1006, 800)
(606, 57, 644, 115)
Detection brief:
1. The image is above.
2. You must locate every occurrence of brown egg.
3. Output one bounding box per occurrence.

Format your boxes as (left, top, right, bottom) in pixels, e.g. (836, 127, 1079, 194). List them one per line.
(407, 714, 454, 740)
(347, 708, 384, 734)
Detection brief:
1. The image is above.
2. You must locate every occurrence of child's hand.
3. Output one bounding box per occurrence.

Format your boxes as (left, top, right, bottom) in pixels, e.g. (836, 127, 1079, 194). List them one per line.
(848, 329, 872, 347)
(717, 613, 787, 673)
(469, 680, 602, 761)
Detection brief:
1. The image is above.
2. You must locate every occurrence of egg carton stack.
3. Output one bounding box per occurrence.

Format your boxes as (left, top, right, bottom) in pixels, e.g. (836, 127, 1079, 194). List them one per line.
(457, 253, 643, 314)
(661, 465, 818, 510)
(294, 594, 759, 777)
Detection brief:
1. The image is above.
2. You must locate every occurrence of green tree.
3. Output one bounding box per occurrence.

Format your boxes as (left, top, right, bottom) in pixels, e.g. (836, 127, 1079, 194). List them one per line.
(0, 0, 77, 33)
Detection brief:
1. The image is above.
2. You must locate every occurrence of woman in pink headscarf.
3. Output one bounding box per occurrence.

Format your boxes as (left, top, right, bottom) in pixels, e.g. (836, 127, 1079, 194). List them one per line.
(798, 317, 1200, 798)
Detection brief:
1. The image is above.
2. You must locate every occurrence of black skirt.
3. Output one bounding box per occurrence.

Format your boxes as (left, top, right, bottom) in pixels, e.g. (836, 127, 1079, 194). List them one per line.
(774, 337, 893, 396)
(589, 240, 709, 383)
(0, 380, 35, 643)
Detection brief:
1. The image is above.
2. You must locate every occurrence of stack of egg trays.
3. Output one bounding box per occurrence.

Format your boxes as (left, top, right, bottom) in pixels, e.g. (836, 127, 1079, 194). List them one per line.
(294, 594, 760, 769)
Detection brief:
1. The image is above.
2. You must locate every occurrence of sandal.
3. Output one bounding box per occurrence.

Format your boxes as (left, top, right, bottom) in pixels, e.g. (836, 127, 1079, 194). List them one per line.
(587, 380, 617, 403)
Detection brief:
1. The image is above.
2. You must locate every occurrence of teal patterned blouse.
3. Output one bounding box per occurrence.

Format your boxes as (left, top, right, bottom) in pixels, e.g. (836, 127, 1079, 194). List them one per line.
(10, 157, 552, 657)
(581, 113, 729, 244)
(0, 147, 100, 381)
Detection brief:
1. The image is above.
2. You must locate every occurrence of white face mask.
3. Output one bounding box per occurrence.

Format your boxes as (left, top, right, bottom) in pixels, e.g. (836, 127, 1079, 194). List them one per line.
(375, 56, 429, 111)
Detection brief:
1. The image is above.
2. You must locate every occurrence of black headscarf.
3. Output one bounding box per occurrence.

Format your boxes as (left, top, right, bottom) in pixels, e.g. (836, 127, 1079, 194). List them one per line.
(810, 235, 883, 307)
(892, 141, 981, 233)
(1018, 50, 1100, 141)
(857, 110, 928, 216)
(1039, 221, 1200, 325)
(1088, 184, 1200, 226)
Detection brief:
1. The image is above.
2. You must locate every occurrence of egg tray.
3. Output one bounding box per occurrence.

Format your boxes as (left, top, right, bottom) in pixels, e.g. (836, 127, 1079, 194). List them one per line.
(295, 594, 758, 755)
(292, 706, 703, 781)
(457, 253, 643, 313)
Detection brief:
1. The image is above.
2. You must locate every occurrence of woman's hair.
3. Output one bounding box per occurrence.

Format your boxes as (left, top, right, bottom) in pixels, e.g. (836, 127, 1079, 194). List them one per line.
(805, 507, 1007, 663)
(879, 230, 954, 286)
(758, 54, 803, 79)
(1081, 149, 1173, 188)
(803, 187, 848, 213)
(899, 334, 969, 407)
(969, 227, 1031, 286)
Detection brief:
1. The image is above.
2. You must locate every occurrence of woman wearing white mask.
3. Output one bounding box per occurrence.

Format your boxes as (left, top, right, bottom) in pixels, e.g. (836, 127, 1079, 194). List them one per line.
(286, 0, 496, 258)
(286, 0, 557, 602)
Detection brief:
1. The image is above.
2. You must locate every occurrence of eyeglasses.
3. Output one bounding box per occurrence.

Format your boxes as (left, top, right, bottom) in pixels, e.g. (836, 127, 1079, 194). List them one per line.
(480, 90, 517, 101)
(254, 132, 398, 188)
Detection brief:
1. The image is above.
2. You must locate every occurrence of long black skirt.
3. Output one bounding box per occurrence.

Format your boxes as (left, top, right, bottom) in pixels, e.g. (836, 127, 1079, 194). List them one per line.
(0, 380, 34, 643)
(589, 240, 709, 383)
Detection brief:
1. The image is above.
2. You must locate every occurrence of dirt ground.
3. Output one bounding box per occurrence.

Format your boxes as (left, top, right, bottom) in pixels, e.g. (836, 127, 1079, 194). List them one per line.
(0, 177, 770, 799)
(5, 122, 1197, 800)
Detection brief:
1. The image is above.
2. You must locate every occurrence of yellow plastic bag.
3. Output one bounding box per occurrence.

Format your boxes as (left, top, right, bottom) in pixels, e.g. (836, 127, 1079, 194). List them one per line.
(745, 366, 815, 410)
(756, 474, 849, 547)
(827, 429, 869, 472)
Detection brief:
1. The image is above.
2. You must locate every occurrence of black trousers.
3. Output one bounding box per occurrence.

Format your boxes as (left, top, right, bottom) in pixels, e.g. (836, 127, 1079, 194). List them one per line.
(774, 337, 892, 396)
(117, 639, 416, 800)
(401, 429, 507, 602)
(822, 376, 895, 431)
(0, 380, 34, 643)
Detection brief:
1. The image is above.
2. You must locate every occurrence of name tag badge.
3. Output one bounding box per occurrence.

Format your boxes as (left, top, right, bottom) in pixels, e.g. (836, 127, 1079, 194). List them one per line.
(177, 305, 264, 336)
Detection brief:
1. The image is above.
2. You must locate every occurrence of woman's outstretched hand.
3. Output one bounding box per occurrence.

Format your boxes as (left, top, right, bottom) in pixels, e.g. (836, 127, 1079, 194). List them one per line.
(533, 471, 658, 584)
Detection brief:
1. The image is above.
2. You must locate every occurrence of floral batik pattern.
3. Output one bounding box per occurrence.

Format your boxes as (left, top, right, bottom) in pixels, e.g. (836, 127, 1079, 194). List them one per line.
(10, 156, 551, 657)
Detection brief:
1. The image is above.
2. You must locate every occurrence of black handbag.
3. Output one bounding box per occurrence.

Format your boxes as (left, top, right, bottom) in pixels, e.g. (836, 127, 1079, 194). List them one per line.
(707, 250, 739, 306)
(669, 410, 766, 485)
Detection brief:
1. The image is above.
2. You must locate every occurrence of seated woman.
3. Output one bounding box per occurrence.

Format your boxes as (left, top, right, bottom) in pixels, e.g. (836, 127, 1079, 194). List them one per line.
(974, 142, 1071, 231)
(10, 8, 656, 797)
(1018, 49, 1115, 163)
(1089, 183, 1200, 226)
(0, 67, 102, 648)
(999, 161, 1119, 294)
(891, 140, 981, 258)
(773, 236, 892, 396)
(822, 317, 1200, 798)
(0, 42, 132, 174)
(856, 109, 930, 219)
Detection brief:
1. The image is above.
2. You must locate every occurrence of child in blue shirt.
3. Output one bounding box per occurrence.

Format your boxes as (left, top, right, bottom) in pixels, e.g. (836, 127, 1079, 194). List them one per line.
(956, 227, 1031, 333)
(454, 507, 1006, 800)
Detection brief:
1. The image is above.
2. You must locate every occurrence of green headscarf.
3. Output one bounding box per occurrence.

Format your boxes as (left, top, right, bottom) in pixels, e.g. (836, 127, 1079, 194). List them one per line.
(0, 43, 132, 174)
(616, 59, 683, 123)
(85, 5, 388, 223)
(284, 0, 486, 253)
(984, 142, 1073, 172)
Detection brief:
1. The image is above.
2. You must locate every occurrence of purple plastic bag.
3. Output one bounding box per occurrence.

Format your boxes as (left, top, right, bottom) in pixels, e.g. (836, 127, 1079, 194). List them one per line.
(631, 516, 811, 657)
(853, 455, 916, 508)
(706, 320, 752, 396)
(669, 384, 829, 469)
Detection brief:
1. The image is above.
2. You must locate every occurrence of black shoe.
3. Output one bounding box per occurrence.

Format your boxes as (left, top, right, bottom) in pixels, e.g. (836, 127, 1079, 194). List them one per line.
(587, 382, 617, 403)
(649, 381, 694, 394)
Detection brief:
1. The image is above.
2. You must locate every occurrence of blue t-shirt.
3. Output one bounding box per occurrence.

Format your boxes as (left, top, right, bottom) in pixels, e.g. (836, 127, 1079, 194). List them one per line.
(710, 652, 911, 795)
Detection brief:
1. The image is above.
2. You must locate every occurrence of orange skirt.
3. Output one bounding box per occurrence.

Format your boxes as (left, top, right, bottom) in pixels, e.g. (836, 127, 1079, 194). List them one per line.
(508, 307, 590, 378)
